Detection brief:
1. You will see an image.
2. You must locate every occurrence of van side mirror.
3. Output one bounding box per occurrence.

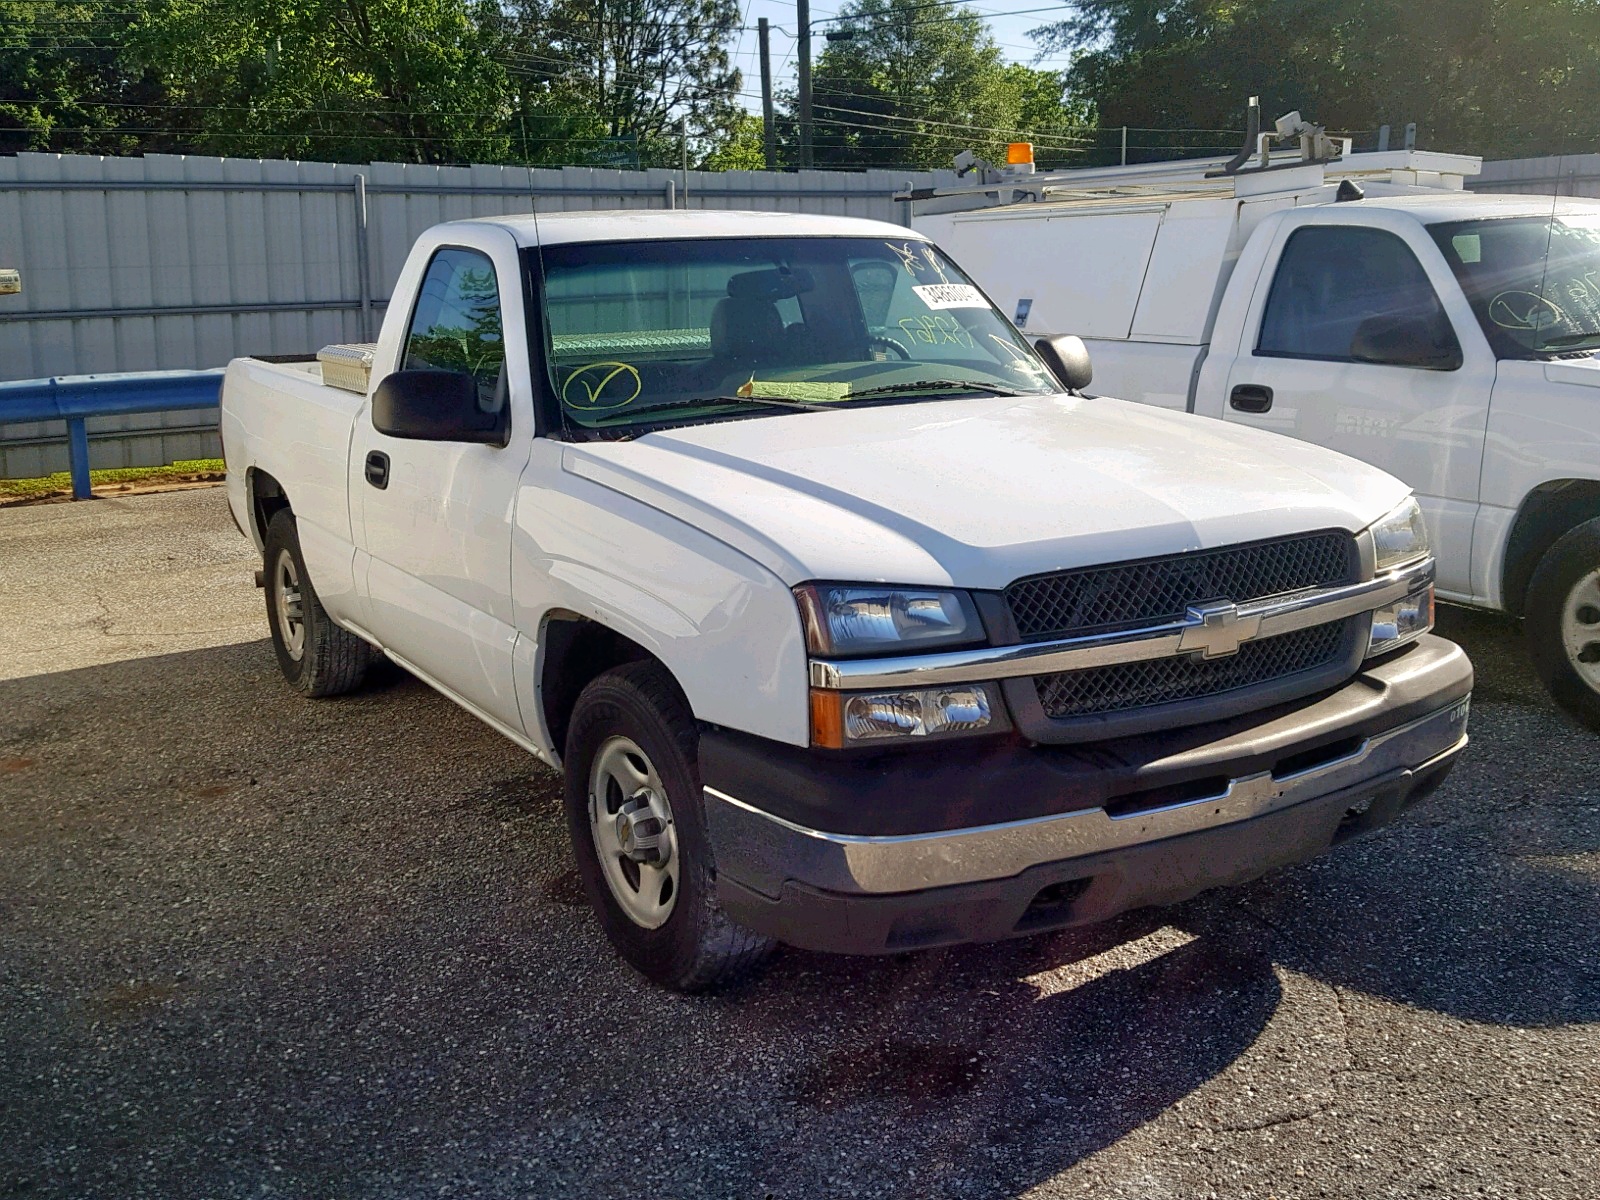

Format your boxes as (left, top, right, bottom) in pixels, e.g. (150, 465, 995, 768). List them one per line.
(1034, 335, 1093, 392)
(371, 370, 506, 444)
(1350, 314, 1462, 371)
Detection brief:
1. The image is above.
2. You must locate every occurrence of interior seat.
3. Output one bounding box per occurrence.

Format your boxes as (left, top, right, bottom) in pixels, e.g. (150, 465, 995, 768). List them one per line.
(710, 296, 784, 364)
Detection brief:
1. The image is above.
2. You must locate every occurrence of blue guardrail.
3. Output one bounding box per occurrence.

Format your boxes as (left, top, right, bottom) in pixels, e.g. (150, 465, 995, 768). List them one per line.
(0, 369, 226, 499)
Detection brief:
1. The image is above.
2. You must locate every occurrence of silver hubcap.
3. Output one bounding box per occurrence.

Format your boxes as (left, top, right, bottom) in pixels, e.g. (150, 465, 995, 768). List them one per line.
(588, 736, 678, 929)
(274, 550, 306, 662)
(1561, 566, 1600, 693)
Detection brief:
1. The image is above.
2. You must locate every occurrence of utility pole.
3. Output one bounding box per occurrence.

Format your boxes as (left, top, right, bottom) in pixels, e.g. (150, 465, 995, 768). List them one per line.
(797, 0, 813, 168)
(759, 17, 776, 169)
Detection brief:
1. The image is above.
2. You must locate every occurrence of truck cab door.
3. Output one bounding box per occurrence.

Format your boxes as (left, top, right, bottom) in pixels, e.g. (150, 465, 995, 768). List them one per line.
(1220, 219, 1493, 600)
(350, 239, 531, 729)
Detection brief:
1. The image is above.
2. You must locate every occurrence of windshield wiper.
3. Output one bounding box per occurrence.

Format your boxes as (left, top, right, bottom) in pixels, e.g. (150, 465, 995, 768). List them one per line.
(586, 393, 832, 426)
(846, 379, 1029, 400)
(1534, 331, 1600, 351)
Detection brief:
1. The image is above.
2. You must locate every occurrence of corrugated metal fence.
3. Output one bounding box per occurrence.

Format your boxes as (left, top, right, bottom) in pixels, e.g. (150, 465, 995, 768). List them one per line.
(1472, 154, 1600, 196)
(0, 152, 937, 478)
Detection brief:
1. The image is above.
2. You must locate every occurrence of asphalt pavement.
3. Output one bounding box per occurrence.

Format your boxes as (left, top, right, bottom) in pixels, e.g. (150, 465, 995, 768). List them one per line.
(1, 487, 1596, 1199)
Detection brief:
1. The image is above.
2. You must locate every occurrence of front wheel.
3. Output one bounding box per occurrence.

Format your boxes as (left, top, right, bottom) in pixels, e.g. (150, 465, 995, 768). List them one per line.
(1525, 517, 1600, 732)
(563, 661, 775, 991)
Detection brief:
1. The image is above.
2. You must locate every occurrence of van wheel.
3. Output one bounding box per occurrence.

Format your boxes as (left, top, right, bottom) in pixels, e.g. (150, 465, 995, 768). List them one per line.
(1525, 517, 1600, 732)
(563, 661, 775, 991)
(262, 510, 374, 697)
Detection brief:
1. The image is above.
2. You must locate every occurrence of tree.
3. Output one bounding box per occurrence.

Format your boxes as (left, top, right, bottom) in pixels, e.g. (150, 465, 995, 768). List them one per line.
(503, 0, 744, 167)
(1033, 0, 1600, 160)
(0, 0, 178, 155)
(700, 113, 768, 170)
(792, 0, 1086, 170)
(125, 0, 514, 164)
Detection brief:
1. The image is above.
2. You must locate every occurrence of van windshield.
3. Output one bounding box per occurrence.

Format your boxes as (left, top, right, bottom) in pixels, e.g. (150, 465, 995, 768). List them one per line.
(531, 236, 1057, 433)
(1429, 215, 1600, 357)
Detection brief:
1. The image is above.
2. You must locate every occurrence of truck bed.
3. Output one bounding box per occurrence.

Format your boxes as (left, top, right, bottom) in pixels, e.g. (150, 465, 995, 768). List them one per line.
(222, 354, 364, 553)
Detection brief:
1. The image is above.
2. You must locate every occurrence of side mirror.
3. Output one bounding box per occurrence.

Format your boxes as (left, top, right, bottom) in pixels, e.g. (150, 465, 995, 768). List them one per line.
(1034, 335, 1093, 392)
(1350, 314, 1462, 371)
(371, 370, 506, 444)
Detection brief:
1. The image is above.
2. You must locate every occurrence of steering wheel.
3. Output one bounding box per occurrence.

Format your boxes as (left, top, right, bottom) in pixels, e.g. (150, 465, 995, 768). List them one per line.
(867, 335, 912, 362)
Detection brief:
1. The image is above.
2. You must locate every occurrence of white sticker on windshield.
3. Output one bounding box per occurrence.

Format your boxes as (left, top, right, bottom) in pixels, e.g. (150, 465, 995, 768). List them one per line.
(912, 283, 986, 310)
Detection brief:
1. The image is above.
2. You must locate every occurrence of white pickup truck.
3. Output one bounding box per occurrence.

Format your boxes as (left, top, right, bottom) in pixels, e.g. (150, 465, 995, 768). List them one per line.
(221, 209, 1471, 990)
(915, 133, 1600, 731)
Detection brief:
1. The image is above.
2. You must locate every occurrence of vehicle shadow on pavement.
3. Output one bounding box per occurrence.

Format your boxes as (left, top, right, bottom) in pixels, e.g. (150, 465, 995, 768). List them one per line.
(1, 613, 1596, 1198)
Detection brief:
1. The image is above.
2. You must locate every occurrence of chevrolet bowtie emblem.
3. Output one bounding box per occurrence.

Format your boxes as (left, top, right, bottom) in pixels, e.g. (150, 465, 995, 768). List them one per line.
(1177, 601, 1262, 659)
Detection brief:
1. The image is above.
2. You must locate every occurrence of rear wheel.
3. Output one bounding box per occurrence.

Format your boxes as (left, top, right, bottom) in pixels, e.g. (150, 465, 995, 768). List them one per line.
(1525, 517, 1600, 732)
(262, 510, 374, 697)
(563, 660, 775, 991)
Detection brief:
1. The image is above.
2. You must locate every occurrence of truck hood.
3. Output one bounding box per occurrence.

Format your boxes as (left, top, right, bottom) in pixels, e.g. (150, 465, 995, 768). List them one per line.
(1531, 352, 1600, 389)
(562, 394, 1410, 589)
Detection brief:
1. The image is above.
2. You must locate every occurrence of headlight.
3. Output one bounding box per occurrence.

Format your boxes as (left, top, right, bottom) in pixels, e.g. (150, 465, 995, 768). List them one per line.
(809, 684, 999, 748)
(1370, 495, 1429, 573)
(795, 584, 982, 656)
(1368, 584, 1435, 657)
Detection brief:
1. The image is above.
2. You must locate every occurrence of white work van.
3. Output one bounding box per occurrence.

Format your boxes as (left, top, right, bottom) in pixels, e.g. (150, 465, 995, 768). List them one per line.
(220, 209, 1470, 990)
(915, 134, 1600, 730)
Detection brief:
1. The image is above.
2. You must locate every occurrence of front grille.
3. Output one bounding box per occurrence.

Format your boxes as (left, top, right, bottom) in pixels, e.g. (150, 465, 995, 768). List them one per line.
(1034, 620, 1349, 720)
(1006, 532, 1355, 642)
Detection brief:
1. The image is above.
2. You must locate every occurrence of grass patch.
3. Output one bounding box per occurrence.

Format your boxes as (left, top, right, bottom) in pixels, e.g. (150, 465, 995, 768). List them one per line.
(0, 458, 224, 500)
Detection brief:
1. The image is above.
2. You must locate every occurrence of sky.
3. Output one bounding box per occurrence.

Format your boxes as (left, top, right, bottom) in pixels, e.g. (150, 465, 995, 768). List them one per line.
(728, 0, 1077, 114)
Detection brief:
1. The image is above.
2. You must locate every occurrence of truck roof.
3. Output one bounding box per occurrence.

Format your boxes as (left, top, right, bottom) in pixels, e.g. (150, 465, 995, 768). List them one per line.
(930, 184, 1600, 229)
(452, 209, 927, 248)
(1336, 191, 1600, 225)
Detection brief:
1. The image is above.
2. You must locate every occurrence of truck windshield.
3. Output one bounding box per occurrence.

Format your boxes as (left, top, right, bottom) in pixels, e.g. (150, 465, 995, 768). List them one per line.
(1429, 215, 1600, 357)
(531, 236, 1057, 433)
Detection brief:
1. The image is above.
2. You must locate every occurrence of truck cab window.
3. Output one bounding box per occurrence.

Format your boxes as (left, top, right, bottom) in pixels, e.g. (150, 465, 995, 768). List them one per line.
(402, 248, 507, 411)
(1258, 227, 1454, 366)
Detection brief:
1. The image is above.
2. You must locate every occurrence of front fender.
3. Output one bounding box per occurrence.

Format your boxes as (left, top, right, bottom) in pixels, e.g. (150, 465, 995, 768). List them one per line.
(511, 469, 811, 750)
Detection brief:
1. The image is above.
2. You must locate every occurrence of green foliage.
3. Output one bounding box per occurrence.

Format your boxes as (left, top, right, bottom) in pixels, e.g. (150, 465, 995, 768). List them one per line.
(6, 0, 1599, 169)
(125, 0, 514, 164)
(1036, 0, 1600, 159)
(1, 0, 747, 166)
(796, 0, 1088, 169)
(700, 113, 769, 171)
(499, 0, 745, 167)
(0, 460, 225, 501)
(1, 0, 174, 154)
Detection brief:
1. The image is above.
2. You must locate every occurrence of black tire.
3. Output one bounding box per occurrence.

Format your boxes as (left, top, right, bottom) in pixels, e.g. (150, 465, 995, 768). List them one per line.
(262, 510, 375, 698)
(563, 660, 775, 991)
(1525, 516, 1600, 732)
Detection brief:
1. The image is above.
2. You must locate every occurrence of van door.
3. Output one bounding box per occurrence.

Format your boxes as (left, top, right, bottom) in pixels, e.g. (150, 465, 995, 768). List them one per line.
(1220, 218, 1493, 598)
(351, 240, 530, 728)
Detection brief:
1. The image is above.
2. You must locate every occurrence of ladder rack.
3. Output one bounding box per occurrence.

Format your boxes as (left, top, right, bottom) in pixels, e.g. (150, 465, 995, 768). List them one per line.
(898, 149, 1483, 208)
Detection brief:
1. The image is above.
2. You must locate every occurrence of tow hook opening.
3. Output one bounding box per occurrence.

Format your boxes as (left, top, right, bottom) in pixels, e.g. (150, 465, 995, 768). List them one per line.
(1014, 877, 1094, 933)
(1333, 785, 1400, 845)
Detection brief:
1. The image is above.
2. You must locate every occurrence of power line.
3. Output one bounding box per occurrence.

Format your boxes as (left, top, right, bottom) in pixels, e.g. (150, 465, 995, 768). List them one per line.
(817, 100, 1092, 142)
(809, 114, 1086, 155)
